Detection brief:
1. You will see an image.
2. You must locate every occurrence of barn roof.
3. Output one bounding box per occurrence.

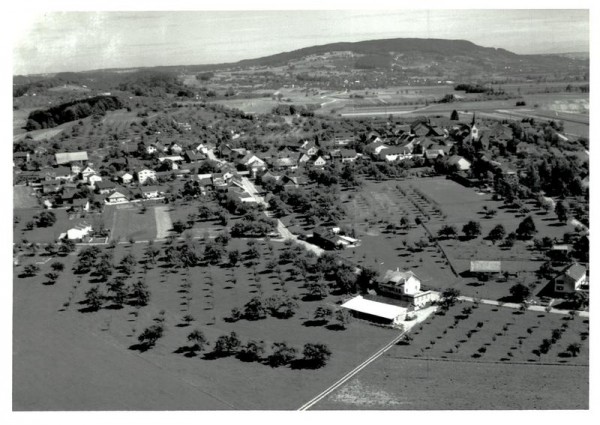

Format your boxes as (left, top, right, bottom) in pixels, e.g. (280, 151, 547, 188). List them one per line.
(55, 152, 88, 164)
(342, 296, 407, 321)
(470, 260, 502, 273)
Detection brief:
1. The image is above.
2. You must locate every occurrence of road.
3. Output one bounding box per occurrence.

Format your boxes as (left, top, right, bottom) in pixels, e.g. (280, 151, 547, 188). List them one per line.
(458, 296, 589, 318)
(298, 306, 437, 410)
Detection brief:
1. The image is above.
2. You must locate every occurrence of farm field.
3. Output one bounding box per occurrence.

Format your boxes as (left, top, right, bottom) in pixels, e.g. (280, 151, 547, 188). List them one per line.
(336, 177, 579, 300)
(13, 238, 401, 410)
(316, 302, 588, 409)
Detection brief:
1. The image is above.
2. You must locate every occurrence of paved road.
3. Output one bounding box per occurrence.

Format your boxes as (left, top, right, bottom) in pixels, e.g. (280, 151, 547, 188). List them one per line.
(458, 296, 589, 318)
(298, 306, 437, 410)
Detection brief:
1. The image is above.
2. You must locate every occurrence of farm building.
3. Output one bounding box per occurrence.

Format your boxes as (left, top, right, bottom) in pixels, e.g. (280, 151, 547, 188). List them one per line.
(470, 260, 502, 274)
(554, 263, 588, 294)
(378, 268, 438, 309)
(55, 151, 88, 165)
(312, 227, 361, 250)
(341, 296, 407, 326)
(105, 188, 132, 204)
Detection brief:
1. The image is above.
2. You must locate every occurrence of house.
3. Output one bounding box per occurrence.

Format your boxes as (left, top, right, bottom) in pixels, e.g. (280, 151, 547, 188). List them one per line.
(554, 263, 588, 294)
(136, 168, 157, 184)
(105, 188, 131, 204)
(44, 166, 72, 181)
(69, 198, 90, 212)
(116, 171, 134, 184)
(184, 150, 203, 163)
(312, 227, 361, 250)
(378, 268, 438, 308)
(227, 187, 256, 203)
(340, 149, 359, 163)
(238, 153, 267, 175)
(140, 185, 164, 199)
(470, 260, 502, 274)
(95, 180, 117, 194)
(80, 166, 97, 182)
(448, 155, 471, 171)
(169, 143, 183, 155)
(341, 296, 407, 326)
(382, 146, 413, 162)
(42, 180, 62, 194)
(269, 157, 297, 171)
(63, 222, 93, 240)
(299, 140, 319, 156)
(310, 156, 327, 168)
(424, 149, 445, 160)
(277, 175, 309, 189)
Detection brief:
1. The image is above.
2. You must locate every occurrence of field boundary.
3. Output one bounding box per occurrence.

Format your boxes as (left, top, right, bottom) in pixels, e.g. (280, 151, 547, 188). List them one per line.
(384, 355, 589, 368)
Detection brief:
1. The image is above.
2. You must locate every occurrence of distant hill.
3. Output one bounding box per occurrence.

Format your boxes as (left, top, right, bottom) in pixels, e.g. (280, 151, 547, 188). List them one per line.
(234, 38, 520, 67)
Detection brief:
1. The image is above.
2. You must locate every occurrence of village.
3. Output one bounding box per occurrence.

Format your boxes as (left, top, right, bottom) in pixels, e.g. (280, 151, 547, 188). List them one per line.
(11, 15, 591, 410)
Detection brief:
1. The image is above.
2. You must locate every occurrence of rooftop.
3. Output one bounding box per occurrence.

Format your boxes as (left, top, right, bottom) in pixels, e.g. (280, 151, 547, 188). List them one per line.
(342, 296, 407, 321)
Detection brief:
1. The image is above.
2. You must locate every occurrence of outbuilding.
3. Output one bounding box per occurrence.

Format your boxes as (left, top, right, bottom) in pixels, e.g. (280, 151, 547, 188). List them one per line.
(341, 296, 407, 325)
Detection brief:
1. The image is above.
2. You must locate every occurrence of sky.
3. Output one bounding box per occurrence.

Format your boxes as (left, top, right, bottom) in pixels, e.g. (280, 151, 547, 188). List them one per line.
(12, 8, 590, 75)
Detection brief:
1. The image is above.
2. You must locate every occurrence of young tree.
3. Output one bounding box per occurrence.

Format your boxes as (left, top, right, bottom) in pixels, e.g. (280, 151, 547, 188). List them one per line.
(566, 342, 581, 357)
(120, 253, 137, 274)
(302, 343, 332, 368)
(243, 297, 267, 320)
(509, 283, 531, 302)
(268, 342, 297, 367)
(130, 279, 150, 306)
(214, 332, 241, 356)
(44, 271, 60, 284)
(138, 324, 164, 348)
(462, 221, 482, 240)
(23, 264, 40, 277)
(187, 329, 208, 352)
(237, 340, 265, 362)
(204, 241, 225, 265)
(306, 281, 328, 300)
(172, 220, 187, 234)
(84, 285, 103, 311)
(50, 261, 65, 272)
(450, 109, 459, 120)
(335, 309, 352, 329)
(144, 241, 160, 264)
(487, 224, 506, 244)
(313, 306, 334, 322)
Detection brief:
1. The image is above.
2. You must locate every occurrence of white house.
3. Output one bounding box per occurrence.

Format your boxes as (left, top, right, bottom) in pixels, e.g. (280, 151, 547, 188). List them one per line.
(141, 186, 163, 199)
(80, 166, 97, 182)
(554, 263, 588, 294)
(117, 171, 134, 185)
(378, 268, 438, 309)
(64, 222, 93, 240)
(137, 169, 157, 184)
(312, 156, 327, 167)
(106, 190, 130, 204)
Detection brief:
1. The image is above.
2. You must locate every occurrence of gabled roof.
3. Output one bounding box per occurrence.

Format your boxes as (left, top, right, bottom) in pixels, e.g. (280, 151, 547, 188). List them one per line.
(340, 149, 358, 158)
(55, 152, 88, 164)
(562, 263, 586, 281)
(382, 269, 421, 285)
(448, 155, 470, 165)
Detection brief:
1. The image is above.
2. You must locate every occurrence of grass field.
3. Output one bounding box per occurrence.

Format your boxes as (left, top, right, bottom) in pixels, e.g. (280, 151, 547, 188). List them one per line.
(13, 185, 39, 209)
(317, 302, 588, 409)
(104, 204, 158, 242)
(13, 239, 402, 410)
(13, 208, 100, 244)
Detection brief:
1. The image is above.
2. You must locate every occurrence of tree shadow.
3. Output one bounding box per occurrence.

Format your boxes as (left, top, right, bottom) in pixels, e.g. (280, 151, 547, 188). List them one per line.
(302, 319, 328, 327)
(325, 323, 346, 331)
(129, 343, 152, 353)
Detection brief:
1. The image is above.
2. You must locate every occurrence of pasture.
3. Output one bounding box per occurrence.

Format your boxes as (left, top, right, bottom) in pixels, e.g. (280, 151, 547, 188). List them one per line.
(317, 302, 588, 409)
(104, 204, 158, 242)
(13, 185, 39, 209)
(13, 238, 401, 410)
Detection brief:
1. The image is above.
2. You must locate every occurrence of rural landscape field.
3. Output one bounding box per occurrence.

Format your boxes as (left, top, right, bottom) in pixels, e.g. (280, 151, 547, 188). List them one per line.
(12, 9, 590, 414)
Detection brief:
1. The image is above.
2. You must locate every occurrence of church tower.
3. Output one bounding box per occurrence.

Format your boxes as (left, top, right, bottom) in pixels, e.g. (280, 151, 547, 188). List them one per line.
(470, 113, 479, 142)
